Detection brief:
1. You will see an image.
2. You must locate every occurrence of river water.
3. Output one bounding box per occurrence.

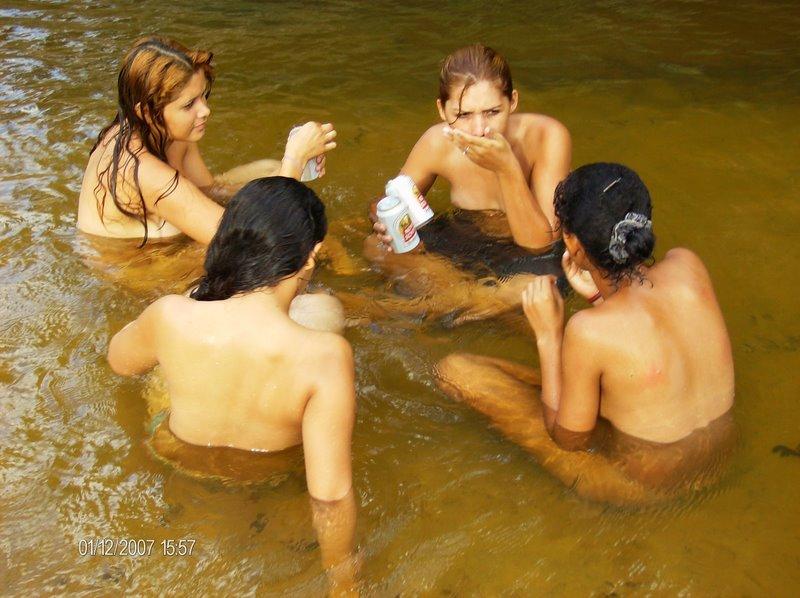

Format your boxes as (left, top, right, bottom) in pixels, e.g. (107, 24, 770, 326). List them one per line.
(1, 0, 799, 594)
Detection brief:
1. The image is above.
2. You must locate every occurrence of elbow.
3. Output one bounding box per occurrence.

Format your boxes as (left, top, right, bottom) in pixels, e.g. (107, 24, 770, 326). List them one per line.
(107, 352, 132, 377)
(512, 227, 558, 251)
(107, 337, 135, 377)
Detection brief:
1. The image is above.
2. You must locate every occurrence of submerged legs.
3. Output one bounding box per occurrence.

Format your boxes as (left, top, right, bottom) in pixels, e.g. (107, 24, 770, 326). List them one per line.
(434, 352, 671, 507)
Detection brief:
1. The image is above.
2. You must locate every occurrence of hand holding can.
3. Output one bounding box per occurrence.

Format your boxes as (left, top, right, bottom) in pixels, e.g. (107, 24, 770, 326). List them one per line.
(376, 196, 420, 253)
(286, 122, 337, 181)
(385, 175, 434, 228)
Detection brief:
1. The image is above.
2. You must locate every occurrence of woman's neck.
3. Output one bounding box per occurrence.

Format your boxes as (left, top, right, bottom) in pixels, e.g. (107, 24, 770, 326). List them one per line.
(590, 266, 646, 301)
(230, 277, 300, 314)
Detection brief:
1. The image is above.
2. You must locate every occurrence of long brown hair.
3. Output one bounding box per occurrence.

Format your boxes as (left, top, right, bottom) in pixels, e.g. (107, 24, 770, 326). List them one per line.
(92, 36, 214, 245)
(438, 44, 513, 122)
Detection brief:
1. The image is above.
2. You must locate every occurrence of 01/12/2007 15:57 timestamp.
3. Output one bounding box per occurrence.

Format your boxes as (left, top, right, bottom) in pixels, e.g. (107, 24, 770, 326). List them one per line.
(78, 538, 195, 557)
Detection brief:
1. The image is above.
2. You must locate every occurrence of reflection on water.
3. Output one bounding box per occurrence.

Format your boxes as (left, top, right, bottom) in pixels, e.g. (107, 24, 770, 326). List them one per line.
(1, 0, 799, 594)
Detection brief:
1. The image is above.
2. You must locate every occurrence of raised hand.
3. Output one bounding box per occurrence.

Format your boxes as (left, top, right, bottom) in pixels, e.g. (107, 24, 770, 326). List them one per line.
(286, 121, 337, 167)
(561, 250, 600, 301)
(522, 275, 565, 339)
(442, 125, 517, 174)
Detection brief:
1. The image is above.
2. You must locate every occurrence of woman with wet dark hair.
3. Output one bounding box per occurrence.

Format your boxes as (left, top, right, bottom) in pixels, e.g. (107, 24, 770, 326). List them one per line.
(108, 177, 356, 591)
(435, 163, 736, 506)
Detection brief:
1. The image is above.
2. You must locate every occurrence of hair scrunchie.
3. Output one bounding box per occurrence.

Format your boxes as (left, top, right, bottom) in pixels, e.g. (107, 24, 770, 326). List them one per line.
(608, 212, 652, 264)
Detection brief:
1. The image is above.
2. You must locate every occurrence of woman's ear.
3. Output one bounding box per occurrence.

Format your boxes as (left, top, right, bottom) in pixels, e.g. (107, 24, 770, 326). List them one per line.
(134, 102, 152, 124)
(305, 242, 323, 269)
(436, 98, 447, 122)
(509, 89, 519, 113)
(564, 233, 589, 268)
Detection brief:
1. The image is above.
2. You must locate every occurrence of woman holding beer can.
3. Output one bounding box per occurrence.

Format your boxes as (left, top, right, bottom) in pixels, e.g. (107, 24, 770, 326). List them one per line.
(78, 36, 337, 247)
(366, 44, 572, 325)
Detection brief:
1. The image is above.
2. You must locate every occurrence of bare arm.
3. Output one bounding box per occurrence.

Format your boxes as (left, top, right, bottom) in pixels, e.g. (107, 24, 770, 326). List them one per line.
(107, 297, 174, 376)
(445, 121, 570, 249)
(178, 142, 245, 203)
(399, 127, 444, 196)
(140, 153, 223, 245)
(528, 121, 571, 232)
(302, 338, 358, 593)
(523, 278, 600, 450)
(371, 127, 442, 241)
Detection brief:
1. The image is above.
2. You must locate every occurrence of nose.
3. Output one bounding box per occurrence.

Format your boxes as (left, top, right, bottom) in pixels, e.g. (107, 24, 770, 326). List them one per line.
(471, 115, 487, 136)
(198, 97, 211, 119)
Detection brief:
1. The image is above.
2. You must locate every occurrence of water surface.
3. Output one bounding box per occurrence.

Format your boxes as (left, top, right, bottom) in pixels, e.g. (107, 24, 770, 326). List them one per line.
(1, 0, 799, 594)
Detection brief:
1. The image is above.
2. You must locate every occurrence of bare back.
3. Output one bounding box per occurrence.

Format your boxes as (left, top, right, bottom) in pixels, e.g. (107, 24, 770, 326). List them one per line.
(143, 294, 351, 453)
(575, 248, 734, 443)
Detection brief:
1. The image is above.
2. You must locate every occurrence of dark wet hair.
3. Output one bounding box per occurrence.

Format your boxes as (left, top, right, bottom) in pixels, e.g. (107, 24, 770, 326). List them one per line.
(92, 36, 215, 246)
(190, 177, 326, 301)
(438, 44, 513, 125)
(554, 163, 655, 285)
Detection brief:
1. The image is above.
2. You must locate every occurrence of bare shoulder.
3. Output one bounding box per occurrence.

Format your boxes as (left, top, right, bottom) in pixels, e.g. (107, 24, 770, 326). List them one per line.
(415, 123, 450, 153)
(146, 293, 195, 322)
(304, 332, 355, 407)
(312, 333, 354, 369)
(564, 307, 605, 344)
(513, 113, 571, 143)
(664, 247, 706, 270)
(661, 247, 714, 288)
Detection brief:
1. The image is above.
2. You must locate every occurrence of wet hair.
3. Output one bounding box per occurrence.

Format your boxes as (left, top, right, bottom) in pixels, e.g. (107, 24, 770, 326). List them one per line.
(554, 163, 655, 285)
(438, 44, 513, 124)
(190, 177, 327, 301)
(92, 36, 215, 246)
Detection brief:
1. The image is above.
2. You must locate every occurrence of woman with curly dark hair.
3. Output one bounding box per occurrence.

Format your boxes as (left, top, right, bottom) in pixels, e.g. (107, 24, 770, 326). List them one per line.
(435, 163, 736, 506)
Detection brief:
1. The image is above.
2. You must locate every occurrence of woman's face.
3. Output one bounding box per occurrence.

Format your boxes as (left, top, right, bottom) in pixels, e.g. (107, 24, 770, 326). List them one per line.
(437, 79, 517, 137)
(162, 70, 211, 142)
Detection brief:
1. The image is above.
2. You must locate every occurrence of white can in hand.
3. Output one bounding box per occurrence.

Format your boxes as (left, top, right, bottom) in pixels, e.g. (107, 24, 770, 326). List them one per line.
(385, 175, 434, 228)
(288, 126, 321, 182)
(376, 195, 420, 254)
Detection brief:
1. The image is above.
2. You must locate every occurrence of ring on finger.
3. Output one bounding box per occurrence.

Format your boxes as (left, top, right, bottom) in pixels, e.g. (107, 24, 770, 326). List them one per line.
(463, 146, 470, 155)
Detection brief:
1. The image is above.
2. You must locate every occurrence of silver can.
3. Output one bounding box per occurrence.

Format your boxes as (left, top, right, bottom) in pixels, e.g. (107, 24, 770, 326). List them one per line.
(288, 126, 321, 182)
(376, 195, 420, 254)
(385, 175, 434, 228)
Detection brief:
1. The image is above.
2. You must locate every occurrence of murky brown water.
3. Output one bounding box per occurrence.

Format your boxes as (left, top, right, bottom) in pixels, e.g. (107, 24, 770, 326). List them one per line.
(1, 0, 799, 594)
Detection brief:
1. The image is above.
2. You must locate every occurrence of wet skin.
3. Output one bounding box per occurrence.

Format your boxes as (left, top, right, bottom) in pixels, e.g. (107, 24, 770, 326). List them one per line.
(434, 246, 736, 506)
(363, 79, 571, 325)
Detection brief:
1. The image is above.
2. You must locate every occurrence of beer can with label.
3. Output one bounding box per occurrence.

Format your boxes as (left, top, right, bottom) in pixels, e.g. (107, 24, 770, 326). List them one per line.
(385, 175, 434, 228)
(376, 195, 420, 254)
(287, 126, 321, 182)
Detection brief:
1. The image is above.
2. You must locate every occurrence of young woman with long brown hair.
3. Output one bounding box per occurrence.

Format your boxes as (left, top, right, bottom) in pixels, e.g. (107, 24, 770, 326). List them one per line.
(78, 36, 337, 246)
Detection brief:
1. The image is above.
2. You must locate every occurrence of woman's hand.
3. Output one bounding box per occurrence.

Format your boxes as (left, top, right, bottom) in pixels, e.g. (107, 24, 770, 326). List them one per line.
(561, 251, 600, 300)
(285, 121, 337, 166)
(522, 275, 564, 341)
(443, 126, 517, 174)
(368, 197, 394, 251)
